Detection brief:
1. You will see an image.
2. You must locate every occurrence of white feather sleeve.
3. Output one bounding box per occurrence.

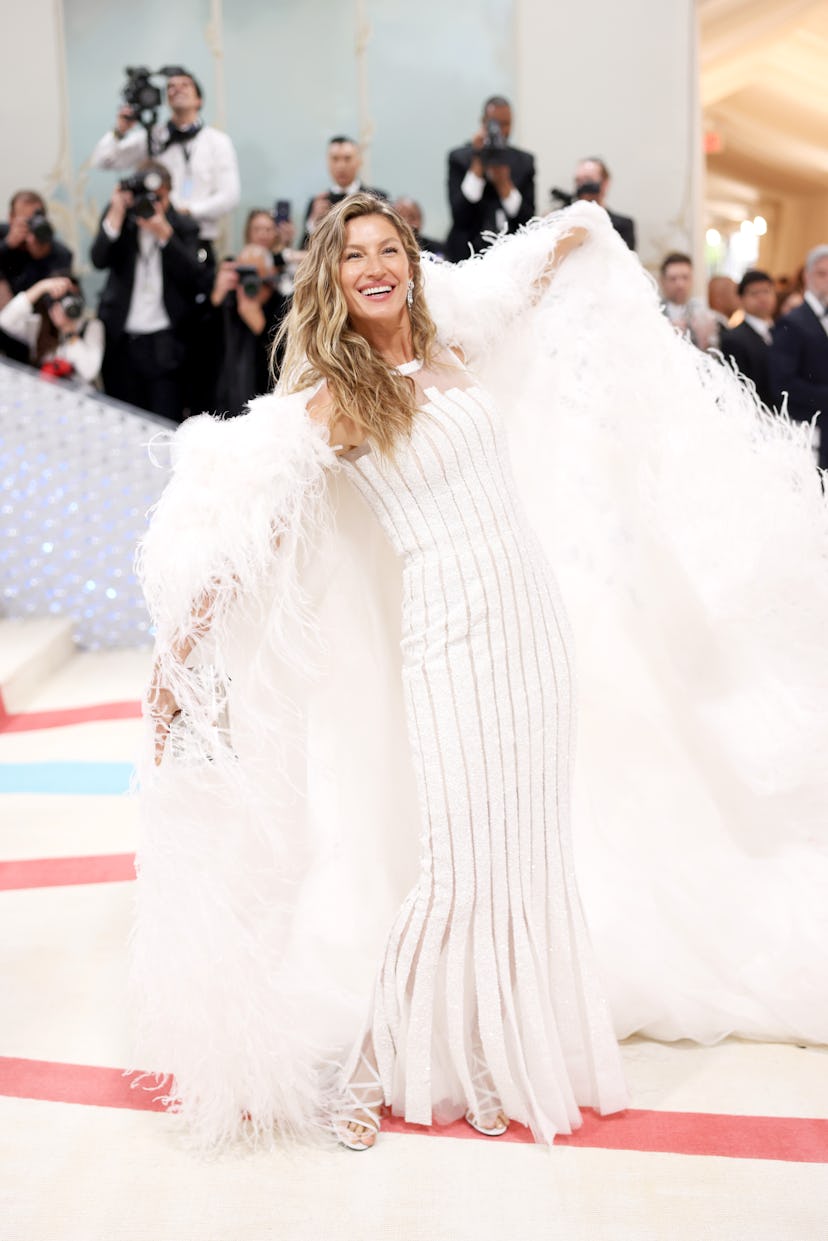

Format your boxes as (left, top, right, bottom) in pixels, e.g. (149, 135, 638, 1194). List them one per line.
(137, 391, 336, 651)
(422, 200, 618, 365)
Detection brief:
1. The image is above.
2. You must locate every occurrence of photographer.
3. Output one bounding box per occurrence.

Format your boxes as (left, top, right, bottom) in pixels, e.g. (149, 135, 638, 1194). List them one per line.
(90, 68, 239, 261)
(0, 274, 104, 386)
(0, 191, 74, 361)
(90, 161, 210, 420)
(570, 158, 636, 251)
(445, 96, 535, 263)
(244, 207, 302, 296)
(205, 244, 288, 415)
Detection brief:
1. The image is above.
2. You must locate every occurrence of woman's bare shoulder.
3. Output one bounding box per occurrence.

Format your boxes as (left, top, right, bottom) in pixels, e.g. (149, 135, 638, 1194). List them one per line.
(306, 381, 333, 424)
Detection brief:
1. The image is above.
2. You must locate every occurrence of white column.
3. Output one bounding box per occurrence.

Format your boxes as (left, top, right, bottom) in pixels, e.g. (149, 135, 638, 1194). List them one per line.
(514, 0, 702, 274)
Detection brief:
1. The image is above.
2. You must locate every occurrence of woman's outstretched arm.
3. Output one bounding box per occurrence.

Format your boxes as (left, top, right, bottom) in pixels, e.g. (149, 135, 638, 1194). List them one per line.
(421, 200, 615, 365)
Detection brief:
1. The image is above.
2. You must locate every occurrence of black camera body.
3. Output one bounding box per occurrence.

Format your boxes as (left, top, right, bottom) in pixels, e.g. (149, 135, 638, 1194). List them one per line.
(28, 211, 54, 246)
(234, 265, 264, 298)
(119, 170, 164, 219)
(121, 65, 188, 145)
(575, 180, 603, 202)
(41, 289, 84, 320)
(122, 66, 163, 122)
(481, 118, 508, 167)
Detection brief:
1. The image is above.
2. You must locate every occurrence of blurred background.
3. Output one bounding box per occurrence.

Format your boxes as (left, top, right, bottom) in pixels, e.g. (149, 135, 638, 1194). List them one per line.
(6, 0, 824, 285)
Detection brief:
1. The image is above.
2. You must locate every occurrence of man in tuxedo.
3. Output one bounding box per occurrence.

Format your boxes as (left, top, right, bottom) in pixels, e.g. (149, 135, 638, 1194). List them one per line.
(719, 270, 776, 408)
(770, 244, 828, 470)
(90, 162, 211, 421)
(445, 96, 535, 263)
(302, 136, 388, 246)
(572, 157, 636, 251)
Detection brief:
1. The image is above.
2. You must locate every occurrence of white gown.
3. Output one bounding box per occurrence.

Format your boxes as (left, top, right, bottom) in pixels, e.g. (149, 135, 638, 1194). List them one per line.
(134, 202, 828, 1151)
(340, 352, 625, 1139)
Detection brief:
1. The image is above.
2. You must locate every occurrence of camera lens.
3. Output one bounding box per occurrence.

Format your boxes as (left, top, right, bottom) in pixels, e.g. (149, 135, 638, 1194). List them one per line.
(61, 294, 84, 320)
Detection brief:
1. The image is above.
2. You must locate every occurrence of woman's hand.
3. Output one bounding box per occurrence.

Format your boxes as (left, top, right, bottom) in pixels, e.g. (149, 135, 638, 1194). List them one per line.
(147, 666, 180, 766)
(26, 275, 73, 306)
(531, 226, 589, 302)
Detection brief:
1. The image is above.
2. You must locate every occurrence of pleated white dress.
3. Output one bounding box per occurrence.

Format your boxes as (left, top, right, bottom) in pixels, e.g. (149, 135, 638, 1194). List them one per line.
(340, 351, 627, 1141)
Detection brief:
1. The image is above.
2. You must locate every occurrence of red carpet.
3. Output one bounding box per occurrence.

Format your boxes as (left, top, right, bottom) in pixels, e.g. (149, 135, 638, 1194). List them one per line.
(0, 853, 136, 891)
(0, 693, 142, 733)
(2, 1056, 826, 1163)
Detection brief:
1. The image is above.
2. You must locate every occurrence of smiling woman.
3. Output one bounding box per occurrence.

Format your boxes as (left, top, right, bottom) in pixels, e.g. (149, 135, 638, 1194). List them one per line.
(135, 192, 828, 1160)
(138, 194, 628, 1153)
(275, 197, 439, 458)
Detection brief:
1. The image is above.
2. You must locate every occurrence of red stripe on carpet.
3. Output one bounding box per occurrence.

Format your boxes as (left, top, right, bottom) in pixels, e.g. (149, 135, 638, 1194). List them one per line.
(1, 1056, 826, 1162)
(0, 1058, 168, 1113)
(0, 698, 142, 733)
(0, 853, 136, 891)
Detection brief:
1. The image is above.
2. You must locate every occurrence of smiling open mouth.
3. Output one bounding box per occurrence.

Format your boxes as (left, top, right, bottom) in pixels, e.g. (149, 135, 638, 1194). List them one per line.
(360, 285, 394, 298)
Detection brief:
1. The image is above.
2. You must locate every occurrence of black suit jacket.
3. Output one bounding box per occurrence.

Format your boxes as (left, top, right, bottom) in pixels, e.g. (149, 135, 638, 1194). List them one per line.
(89, 208, 209, 342)
(445, 144, 535, 263)
(770, 300, 828, 468)
(720, 320, 773, 408)
(607, 209, 636, 252)
(0, 223, 74, 293)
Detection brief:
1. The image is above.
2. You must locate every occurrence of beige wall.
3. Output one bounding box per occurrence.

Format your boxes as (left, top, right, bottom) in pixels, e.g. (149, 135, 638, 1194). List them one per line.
(0, 0, 79, 256)
(515, 0, 702, 274)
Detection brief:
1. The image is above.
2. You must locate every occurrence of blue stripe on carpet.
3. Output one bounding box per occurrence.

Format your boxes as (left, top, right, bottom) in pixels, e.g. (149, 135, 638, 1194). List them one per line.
(0, 763, 134, 795)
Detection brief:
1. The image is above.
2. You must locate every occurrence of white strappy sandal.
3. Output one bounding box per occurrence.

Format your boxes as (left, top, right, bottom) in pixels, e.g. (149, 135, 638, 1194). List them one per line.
(334, 1052, 385, 1151)
(465, 1050, 510, 1136)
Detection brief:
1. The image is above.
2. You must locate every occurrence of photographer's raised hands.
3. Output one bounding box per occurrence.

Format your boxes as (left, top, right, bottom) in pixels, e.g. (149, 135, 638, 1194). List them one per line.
(25, 275, 73, 307)
(113, 104, 138, 139)
(138, 198, 173, 246)
(104, 186, 133, 233)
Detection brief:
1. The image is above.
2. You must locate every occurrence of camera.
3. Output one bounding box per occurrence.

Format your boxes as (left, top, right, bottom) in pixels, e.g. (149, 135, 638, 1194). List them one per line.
(122, 66, 163, 122)
(482, 117, 508, 166)
(41, 288, 85, 320)
(27, 211, 54, 246)
(119, 170, 164, 219)
(575, 180, 603, 201)
(234, 265, 264, 297)
(120, 65, 189, 142)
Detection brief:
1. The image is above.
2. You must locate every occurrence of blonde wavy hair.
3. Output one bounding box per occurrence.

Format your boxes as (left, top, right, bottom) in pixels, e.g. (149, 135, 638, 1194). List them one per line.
(273, 193, 439, 455)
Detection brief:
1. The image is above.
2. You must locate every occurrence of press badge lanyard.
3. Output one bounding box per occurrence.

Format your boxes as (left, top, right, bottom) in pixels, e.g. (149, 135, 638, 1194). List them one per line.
(166, 122, 202, 202)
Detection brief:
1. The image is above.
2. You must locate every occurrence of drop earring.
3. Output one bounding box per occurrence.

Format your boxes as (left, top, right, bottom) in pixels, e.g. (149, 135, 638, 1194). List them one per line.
(407, 279, 414, 308)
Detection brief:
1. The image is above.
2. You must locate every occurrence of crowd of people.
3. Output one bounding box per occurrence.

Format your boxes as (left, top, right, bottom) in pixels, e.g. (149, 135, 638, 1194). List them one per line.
(0, 70, 825, 464)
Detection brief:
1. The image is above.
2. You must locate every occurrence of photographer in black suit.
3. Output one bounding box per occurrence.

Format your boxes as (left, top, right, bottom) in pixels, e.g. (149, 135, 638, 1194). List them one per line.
(446, 96, 535, 263)
(720, 270, 776, 408)
(0, 190, 74, 363)
(770, 244, 828, 471)
(90, 161, 210, 421)
(572, 158, 636, 251)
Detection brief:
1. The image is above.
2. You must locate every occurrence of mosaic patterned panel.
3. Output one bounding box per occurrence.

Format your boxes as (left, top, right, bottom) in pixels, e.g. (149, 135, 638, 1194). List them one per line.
(0, 360, 172, 649)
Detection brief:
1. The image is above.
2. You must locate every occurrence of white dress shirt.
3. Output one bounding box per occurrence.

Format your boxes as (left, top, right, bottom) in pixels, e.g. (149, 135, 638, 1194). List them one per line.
(460, 168, 522, 234)
(101, 218, 171, 334)
(744, 314, 773, 345)
(90, 123, 240, 241)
